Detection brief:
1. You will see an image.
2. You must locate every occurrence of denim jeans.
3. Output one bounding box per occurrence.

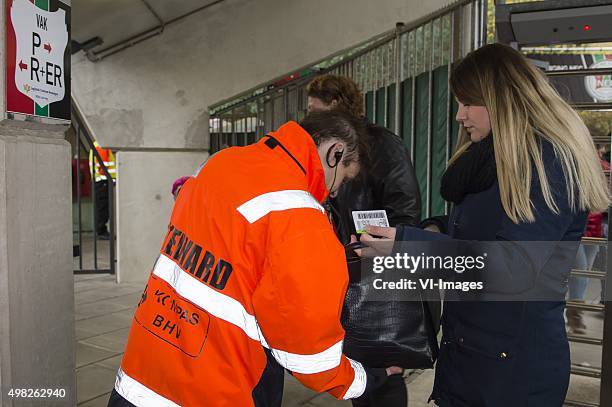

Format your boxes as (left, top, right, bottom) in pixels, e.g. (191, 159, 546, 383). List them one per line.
(569, 244, 599, 300)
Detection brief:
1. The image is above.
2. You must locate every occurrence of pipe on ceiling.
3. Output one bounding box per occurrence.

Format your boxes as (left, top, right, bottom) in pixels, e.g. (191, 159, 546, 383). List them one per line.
(86, 0, 226, 62)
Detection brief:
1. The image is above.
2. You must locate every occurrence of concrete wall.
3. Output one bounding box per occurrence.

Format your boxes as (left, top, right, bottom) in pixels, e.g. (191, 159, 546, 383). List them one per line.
(0, 122, 75, 406)
(116, 151, 206, 282)
(72, 0, 451, 281)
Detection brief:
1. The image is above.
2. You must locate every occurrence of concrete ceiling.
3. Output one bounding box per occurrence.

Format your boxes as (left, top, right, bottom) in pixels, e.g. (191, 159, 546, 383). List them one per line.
(72, 0, 221, 53)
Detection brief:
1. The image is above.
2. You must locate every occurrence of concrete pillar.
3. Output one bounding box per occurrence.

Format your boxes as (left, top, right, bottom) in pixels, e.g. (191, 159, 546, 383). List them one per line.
(0, 0, 74, 402)
(0, 121, 75, 405)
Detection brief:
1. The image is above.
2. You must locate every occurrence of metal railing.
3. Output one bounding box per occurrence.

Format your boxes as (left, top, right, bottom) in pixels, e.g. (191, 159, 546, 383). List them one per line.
(71, 99, 116, 275)
(602, 230, 612, 406)
(544, 64, 611, 407)
(209, 0, 490, 220)
(568, 210, 612, 407)
(565, 224, 611, 406)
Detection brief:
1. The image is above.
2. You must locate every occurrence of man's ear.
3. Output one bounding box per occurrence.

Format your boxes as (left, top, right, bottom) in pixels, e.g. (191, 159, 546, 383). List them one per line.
(330, 99, 339, 109)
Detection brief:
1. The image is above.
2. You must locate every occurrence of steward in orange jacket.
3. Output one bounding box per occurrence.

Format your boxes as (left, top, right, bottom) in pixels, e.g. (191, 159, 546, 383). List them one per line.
(109, 111, 389, 407)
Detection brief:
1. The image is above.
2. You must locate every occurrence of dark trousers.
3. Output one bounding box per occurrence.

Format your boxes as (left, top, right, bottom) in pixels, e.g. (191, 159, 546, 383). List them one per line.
(352, 374, 408, 407)
(253, 348, 284, 407)
(95, 180, 109, 234)
(107, 389, 134, 407)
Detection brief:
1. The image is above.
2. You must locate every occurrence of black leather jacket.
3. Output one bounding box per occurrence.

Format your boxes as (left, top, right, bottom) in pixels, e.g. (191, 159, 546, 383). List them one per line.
(329, 121, 421, 244)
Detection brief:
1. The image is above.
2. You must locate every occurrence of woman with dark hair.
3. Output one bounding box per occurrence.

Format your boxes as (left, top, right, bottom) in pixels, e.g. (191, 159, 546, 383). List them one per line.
(361, 43, 609, 406)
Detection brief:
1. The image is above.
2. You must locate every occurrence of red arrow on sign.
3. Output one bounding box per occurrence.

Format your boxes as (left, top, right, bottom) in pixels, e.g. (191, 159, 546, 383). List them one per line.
(44, 43, 52, 53)
(18, 60, 28, 71)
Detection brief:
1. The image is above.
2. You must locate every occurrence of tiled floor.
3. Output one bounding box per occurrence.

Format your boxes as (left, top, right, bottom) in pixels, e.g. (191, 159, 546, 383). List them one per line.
(74, 273, 603, 406)
(75, 274, 142, 406)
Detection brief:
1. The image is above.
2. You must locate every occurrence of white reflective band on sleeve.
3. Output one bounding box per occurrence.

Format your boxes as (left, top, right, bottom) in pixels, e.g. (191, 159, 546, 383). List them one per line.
(115, 368, 179, 407)
(343, 358, 367, 399)
(237, 190, 324, 223)
(270, 340, 343, 374)
(153, 254, 263, 342)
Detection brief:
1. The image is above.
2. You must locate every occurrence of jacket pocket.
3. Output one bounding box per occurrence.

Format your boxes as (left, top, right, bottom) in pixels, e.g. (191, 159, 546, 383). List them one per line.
(451, 321, 517, 361)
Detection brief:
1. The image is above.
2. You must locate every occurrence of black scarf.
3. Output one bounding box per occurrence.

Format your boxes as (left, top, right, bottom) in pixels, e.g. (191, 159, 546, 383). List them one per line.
(440, 134, 496, 205)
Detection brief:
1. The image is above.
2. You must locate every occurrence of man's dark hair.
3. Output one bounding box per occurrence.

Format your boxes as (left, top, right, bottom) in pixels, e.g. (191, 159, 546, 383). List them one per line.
(306, 75, 364, 118)
(299, 110, 368, 166)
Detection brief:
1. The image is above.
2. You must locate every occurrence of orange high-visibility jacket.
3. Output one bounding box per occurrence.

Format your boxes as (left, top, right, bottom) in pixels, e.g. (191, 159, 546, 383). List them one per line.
(115, 121, 367, 406)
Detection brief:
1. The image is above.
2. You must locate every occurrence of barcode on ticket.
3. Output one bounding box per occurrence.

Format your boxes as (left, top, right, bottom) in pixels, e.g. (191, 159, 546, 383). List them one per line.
(352, 210, 389, 233)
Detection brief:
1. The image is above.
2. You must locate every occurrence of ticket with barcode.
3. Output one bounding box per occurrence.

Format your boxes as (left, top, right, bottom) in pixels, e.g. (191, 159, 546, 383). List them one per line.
(352, 210, 389, 234)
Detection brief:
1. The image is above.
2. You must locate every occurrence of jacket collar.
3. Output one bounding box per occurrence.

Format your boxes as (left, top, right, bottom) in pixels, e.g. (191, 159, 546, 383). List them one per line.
(264, 121, 329, 203)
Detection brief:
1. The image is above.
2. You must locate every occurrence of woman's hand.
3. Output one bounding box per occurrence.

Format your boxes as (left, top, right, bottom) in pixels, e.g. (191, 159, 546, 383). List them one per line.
(361, 225, 397, 241)
(351, 225, 397, 257)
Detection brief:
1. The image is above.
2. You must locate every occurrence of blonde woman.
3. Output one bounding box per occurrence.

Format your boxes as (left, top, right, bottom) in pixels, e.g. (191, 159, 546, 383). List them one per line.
(362, 43, 609, 406)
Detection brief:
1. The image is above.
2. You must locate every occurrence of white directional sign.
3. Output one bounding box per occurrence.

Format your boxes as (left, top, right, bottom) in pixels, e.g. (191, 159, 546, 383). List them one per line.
(10, 0, 68, 108)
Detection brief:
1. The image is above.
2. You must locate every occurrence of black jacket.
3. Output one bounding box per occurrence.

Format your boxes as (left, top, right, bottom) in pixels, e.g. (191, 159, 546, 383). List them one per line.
(329, 121, 421, 244)
(333, 122, 437, 370)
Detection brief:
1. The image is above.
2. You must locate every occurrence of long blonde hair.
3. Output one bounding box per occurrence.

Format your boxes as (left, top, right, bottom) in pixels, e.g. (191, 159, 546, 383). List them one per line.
(449, 43, 609, 223)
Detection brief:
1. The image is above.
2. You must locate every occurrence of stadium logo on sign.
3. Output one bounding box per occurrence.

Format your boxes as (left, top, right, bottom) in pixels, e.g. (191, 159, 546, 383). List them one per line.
(585, 60, 612, 102)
